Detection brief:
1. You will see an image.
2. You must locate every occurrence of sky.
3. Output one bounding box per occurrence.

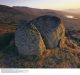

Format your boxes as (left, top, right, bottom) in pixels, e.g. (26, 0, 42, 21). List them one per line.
(0, 0, 80, 10)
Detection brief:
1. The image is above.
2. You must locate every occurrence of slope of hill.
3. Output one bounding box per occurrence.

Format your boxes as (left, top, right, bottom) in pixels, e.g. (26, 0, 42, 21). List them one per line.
(0, 5, 28, 34)
(13, 6, 80, 31)
(0, 5, 27, 24)
(0, 5, 80, 30)
(13, 6, 59, 21)
(0, 5, 22, 14)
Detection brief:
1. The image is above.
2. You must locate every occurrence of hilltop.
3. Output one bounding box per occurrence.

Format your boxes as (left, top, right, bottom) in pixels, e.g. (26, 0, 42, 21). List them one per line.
(0, 5, 80, 68)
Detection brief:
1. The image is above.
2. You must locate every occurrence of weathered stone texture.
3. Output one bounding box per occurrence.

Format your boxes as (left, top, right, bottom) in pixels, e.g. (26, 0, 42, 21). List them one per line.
(30, 15, 65, 48)
(15, 15, 65, 56)
(15, 21, 46, 55)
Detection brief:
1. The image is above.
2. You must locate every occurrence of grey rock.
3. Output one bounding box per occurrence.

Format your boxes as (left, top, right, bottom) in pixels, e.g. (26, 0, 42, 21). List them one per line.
(30, 15, 65, 48)
(15, 21, 46, 55)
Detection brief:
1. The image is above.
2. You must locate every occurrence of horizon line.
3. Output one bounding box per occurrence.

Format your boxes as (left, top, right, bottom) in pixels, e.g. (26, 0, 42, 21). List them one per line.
(0, 4, 80, 11)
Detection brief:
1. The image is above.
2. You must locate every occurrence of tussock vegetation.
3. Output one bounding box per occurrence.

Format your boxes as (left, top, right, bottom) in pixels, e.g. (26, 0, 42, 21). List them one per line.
(0, 25, 80, 68)
(37, 37, 80, 68)
(0, 33, 80, 68)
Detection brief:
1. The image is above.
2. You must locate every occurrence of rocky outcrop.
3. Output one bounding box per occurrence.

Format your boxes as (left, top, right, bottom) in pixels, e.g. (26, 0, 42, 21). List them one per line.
(15, 21, 46, 55)
(30, 15, 65, 48)
(15, 15, 65, 56)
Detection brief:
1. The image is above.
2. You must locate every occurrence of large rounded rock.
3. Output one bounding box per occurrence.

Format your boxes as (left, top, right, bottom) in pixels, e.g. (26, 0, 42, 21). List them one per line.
(30, 15, 65, 48)
(15, 21, 46, 55)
